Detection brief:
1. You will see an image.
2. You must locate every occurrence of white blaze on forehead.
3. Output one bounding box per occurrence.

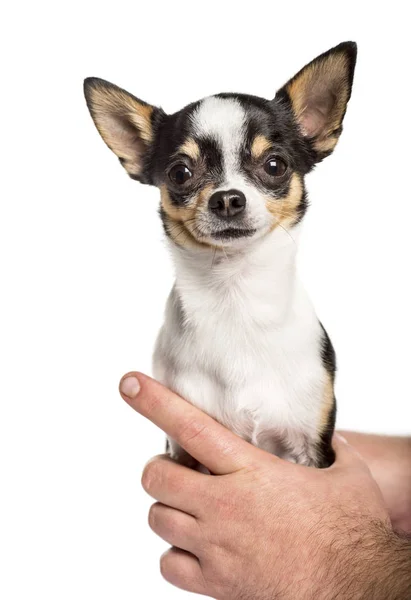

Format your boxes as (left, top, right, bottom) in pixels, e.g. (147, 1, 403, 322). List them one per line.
(191, 96, 246, 178)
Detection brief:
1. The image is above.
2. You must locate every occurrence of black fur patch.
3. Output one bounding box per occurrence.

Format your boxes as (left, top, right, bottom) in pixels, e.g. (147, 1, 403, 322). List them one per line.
(320, 323, 337, 378)
(295, 187, 309, 224)
(317, 323, 337, 468)
(158, 205, 170, 237)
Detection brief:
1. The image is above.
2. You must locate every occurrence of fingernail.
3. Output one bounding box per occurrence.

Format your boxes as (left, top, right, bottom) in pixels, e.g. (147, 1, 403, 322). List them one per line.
(335, 433, 348, 444)
(120, 376, 140, 400)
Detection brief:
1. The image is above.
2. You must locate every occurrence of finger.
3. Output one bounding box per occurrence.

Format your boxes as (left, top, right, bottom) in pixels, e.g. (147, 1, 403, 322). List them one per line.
(160, 547, 207, 596)
(141, 455, 209, 516)
(120, 372, 261, 474)
(149, 503, 200, 554)
(329, 434, 370, 472)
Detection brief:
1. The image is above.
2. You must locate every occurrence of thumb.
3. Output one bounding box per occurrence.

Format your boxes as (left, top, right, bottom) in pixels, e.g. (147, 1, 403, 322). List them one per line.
(330, 433, 370, 472)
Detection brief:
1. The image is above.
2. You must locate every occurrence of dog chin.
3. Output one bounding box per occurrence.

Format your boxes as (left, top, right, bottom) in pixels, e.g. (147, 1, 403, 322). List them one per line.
(197, 225, 268, 249)
(211, 228, 257, 241)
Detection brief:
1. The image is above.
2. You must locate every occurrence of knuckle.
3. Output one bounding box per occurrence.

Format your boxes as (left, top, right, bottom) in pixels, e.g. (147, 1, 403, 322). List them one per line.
(152, 507, 181, 539)
(166, 513, 183, 538)
(178, 418, 207, 448)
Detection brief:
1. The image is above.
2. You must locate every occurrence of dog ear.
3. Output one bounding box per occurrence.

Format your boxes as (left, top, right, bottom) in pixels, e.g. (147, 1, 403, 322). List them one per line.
(276, 42, 357, 159)
(84, 78, 165, 181)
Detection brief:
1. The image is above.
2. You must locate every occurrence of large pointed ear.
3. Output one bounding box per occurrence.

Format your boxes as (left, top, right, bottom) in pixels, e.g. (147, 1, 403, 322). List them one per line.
(276, 42, 357, 158)
(83, 78, 165, 181)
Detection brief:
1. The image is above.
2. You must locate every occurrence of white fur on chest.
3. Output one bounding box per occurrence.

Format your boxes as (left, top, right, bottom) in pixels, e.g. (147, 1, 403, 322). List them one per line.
(153, 227, 327, 455)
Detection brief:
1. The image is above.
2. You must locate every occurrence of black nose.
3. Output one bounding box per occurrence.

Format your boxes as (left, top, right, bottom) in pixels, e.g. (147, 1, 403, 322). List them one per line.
(208, 189, 246, 218)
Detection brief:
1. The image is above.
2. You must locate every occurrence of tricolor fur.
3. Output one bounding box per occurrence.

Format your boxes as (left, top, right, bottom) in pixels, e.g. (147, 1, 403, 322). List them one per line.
(84, 41, 357, 467)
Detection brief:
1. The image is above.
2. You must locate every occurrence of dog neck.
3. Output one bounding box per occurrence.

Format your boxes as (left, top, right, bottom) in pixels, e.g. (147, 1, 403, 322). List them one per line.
(168, 225, 301, 328)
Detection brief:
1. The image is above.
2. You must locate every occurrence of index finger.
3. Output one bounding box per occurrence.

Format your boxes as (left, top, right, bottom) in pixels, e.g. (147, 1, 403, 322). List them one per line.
(119, 372, 258, 475)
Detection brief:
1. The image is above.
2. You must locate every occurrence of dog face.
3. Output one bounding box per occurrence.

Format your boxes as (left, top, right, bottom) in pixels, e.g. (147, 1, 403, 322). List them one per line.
(84, 42, 356, 249)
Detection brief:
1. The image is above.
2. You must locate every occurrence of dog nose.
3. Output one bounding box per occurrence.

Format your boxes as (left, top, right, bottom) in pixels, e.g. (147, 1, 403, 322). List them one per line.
(208, 189, 246, 218)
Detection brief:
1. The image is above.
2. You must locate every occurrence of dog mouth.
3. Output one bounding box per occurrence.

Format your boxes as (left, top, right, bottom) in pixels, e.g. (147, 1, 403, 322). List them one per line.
(211, 228, 257, 240)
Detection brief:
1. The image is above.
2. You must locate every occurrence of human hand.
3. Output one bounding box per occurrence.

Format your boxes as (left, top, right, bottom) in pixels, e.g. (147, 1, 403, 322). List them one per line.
(339, 431, 411, 534)
(120, 373, 411, 600)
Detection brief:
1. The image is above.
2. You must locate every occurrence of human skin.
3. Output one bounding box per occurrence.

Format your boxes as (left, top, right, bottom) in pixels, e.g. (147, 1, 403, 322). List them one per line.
(339, 431, 411, 534)
(120, 373, 411, 600)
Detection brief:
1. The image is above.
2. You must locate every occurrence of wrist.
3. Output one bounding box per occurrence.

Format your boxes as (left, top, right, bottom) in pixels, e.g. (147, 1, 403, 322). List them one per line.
(322, 521, 411, 600)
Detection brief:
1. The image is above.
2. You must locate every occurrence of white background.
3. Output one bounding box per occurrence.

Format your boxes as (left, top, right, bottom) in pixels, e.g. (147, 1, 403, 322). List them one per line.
(1, 1, 410, 598)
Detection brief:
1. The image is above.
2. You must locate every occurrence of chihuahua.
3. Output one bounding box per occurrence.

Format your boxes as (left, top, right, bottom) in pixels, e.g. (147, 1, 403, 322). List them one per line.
(84, 41, 357, 468)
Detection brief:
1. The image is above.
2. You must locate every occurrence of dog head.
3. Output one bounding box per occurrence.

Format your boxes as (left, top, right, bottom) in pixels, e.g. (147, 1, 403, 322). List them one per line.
(84, 42, 356, 250)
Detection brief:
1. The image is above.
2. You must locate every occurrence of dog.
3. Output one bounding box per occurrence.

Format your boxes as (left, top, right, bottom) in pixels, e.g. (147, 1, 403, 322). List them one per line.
(84, 41, 357, 468)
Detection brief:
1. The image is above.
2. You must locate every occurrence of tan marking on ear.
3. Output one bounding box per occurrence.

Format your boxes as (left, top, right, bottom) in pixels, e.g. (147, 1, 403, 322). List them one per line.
(314, 135, 338, 154)
(85, 82, 155, 176)
(287, 54, 350, 125)
(285, 52, 351, 153)
(178, 138, 201, 162)
(318, 371, 335, 438)
(251, 135, 272, 159)
(88, 85, 154, 148)
(266, 173, 303, 230)
(128, 103, 154, 144)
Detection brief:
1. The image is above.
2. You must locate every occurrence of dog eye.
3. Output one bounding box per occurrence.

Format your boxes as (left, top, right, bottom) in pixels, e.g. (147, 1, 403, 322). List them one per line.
(169, 164, 193, 185)
(264, 157, 287, 177)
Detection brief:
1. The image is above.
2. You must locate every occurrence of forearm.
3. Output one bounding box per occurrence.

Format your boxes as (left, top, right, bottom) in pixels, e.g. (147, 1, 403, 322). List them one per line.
(340, 431, 411, 533)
